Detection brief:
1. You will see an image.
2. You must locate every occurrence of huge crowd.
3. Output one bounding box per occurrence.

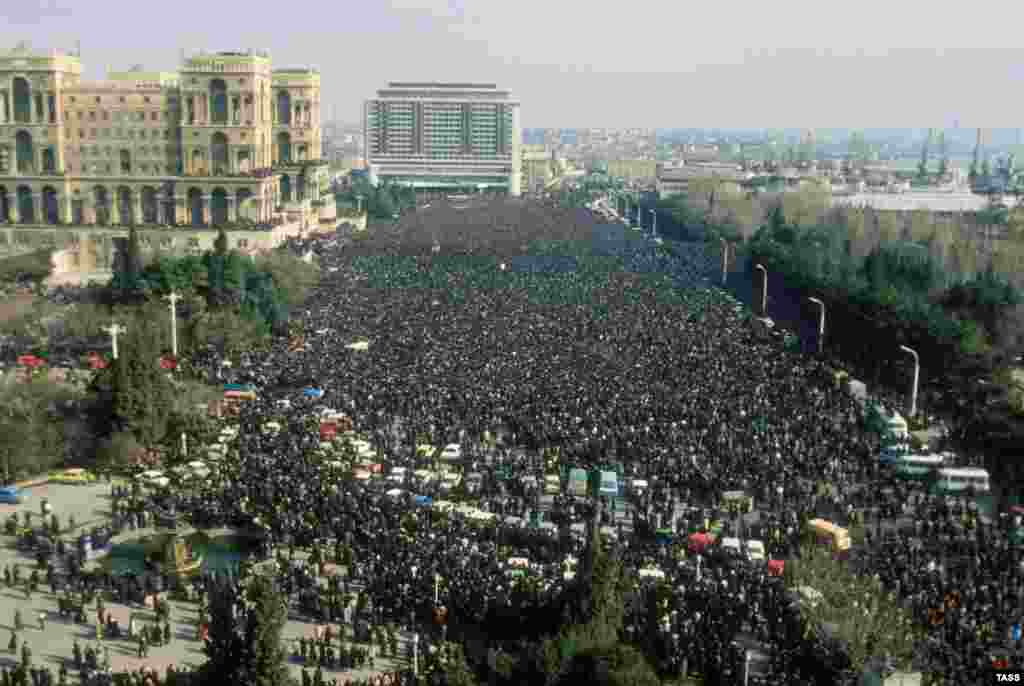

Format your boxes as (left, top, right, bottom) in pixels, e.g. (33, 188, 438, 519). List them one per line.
(5, 196, 1021, 684)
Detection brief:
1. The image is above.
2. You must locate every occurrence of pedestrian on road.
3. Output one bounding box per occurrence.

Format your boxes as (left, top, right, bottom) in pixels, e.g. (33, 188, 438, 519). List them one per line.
(36, 611, 44, 631)
(14, 610, 22, 632)
(8, 630, 16, 654)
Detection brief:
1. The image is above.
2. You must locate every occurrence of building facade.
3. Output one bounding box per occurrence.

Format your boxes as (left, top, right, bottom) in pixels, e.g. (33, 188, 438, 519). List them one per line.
(364, 82, 520, 195)
(0, 45, 332, 272)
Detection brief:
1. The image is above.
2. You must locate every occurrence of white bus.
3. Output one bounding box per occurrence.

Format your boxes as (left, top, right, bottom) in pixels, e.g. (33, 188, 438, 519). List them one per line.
(891, 454, 946, 479)
(930, 467, 991, 495)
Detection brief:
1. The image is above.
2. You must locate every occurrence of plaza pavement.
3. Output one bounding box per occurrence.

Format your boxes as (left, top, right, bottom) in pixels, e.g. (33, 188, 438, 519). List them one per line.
(0, 479, 411, 683)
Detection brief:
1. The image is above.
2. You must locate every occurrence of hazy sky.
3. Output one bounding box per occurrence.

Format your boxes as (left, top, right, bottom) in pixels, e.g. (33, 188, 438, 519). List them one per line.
(6, 0, 1024, 129)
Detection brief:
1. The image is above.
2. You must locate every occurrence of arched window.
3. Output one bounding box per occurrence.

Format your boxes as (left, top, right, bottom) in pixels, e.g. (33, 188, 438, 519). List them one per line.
(280, 174, 291, 203)
(210, 188, 228, 226)
(210, 79, 228, 124)
(210, 132, 229, 175)
(93, 187, 110, 225)
(276, 132, 291, 164)
(12, 78, 31, 123)
(14, 131, 33, 173)
(117, 187, 133, 225)
(276, 90, 291, 125)
(41, 187, 59, 224)
(141, 186, 158, 223)
(188, 187, 204, 226)
(42, 147, 55, 173)
(16, 186, 34, 224)
(120, 150, 131, 173)
(0, 187, 10, 223)
(236, 188, 254, 221)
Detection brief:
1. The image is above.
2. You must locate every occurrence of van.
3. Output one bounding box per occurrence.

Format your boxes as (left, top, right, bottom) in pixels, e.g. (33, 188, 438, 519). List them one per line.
(544, 474, 561, 495)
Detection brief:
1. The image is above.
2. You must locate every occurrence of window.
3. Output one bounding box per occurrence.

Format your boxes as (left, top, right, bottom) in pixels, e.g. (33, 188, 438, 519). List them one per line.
(102, 111, 109, 120)
(151, 112, 158, 121)
(143, 96, 150, 103)
(78, 129, 85, 139)
(90, 129, 97, 138)
(238, 238, 249, 248)
(119, 96, 126, 103)
(188, 237, 199, 247)
(95, 97, 101, 103)
(89, 111, 96, 121)
(77, 111, 83, 120)
(69, 96, 76, 103)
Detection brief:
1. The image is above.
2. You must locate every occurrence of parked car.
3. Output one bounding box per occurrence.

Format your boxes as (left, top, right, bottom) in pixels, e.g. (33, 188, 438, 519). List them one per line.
(49, 468, 98, 485)
(0, 487, 26, 504)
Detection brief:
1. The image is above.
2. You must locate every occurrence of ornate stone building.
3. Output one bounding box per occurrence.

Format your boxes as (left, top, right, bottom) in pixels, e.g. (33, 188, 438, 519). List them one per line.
(0, 45, 332, 272)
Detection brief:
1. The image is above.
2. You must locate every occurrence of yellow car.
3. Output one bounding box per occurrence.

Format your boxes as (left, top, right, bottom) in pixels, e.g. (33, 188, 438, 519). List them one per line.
(49, 468, 98, 485)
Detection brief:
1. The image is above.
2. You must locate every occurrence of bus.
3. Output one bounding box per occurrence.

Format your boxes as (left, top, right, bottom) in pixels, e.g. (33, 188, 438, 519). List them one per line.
(806, 519, 851, 555)
(891, 454, 946, 480)
(930, 467, 991, 495)
(568, 468, 588, 497)
(598, 470, 619, 497)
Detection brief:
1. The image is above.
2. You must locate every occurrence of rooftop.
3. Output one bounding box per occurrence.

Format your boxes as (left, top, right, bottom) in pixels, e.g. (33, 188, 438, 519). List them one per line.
(387, 82, 497, 89)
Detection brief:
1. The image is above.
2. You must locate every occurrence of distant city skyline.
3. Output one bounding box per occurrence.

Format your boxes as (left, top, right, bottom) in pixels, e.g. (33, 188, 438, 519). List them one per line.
(8, 0, 1024, 129)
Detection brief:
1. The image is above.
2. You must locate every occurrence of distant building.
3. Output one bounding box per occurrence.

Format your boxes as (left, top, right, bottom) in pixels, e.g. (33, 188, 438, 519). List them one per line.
(656, 162, 748, 198)
(364, 82, 521, 195)
(606, 159, 657, 184)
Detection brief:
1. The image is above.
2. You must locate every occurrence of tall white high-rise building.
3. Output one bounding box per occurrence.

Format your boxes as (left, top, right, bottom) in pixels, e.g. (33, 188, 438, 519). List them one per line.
(364, 82, 520, 195)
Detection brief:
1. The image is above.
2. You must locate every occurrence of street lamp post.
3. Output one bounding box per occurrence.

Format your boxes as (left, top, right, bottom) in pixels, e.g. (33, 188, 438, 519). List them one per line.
(720, 238, 729, 285)
(102, 323, 127, 360)
(754, 264, 768, 316)
(163, 291, 181, 359)
(807, 297, 826, 354)
(899, 345, 920, 420)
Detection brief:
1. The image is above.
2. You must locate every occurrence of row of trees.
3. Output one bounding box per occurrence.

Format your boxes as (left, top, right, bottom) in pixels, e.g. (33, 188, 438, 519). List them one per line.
(335, 177, 416, 220)
(649, 182, 1024, 489)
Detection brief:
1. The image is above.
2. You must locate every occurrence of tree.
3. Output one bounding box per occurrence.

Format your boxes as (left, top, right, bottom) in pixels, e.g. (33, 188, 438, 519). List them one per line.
(917, 129, 931, 181)
(198, 573, 295, 686)
(88, 313, 175, 449)
(0, 375, 70, 482)
(969, 144, 980, 188)
(937, 131, 949, 179)
(214, 226, 229, 257)
(784, 544, 920, 679)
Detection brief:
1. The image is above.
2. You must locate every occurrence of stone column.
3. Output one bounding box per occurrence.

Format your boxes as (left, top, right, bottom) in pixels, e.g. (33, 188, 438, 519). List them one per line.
(6, 201, 17, 224)
(132, 193, 143, 225)
(201, 195, 210, 225)
(60, 194, 73, 225)
(0, 91, 7, 123)
(110, 197, 122, 225)
(174, 195, 188, 225)
(226, 197, 236, 223)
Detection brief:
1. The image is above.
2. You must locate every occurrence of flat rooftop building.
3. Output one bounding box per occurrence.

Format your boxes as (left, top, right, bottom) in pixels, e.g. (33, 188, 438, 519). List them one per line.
(364, 82, 520, 196)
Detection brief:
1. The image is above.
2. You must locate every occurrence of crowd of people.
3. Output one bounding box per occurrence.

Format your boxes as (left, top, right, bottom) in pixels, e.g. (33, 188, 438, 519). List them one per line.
(4, 195, 1020, 684)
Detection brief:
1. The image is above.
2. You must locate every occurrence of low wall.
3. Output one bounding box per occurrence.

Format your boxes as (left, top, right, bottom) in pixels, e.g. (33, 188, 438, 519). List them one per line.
(0, 220, 315, 286)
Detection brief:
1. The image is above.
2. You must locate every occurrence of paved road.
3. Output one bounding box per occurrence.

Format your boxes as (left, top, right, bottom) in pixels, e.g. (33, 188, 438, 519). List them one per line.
(0, 481, 410, 683)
